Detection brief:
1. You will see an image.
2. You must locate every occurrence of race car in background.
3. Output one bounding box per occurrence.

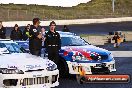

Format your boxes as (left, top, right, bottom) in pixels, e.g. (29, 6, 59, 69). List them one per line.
(15, 32, 116, 77)
(0, 40, 59, 88)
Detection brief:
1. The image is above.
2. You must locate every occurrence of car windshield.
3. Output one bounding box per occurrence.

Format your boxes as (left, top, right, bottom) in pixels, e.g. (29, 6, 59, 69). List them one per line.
(61, 36, 89, 46)
(0, 43, 27, 53)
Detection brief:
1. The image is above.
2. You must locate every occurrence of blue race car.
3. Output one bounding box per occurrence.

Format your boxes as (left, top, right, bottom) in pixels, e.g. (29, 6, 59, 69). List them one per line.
(16, 32, 116, 76)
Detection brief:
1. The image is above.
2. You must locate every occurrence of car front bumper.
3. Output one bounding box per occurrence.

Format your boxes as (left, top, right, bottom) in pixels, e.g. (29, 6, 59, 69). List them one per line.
(0, 69, 59, 88)
(67, 61, 116, 75)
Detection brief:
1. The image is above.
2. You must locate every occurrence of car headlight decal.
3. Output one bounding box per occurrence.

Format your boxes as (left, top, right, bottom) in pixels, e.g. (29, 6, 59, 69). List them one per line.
(0, 68, 24, 74)
(72, 55, 90, 61)
(46, 64, 57, 71)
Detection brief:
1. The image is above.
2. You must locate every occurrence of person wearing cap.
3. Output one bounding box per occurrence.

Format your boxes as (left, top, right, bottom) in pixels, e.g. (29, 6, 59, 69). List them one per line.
(29, 18, 42, 56)
(10, 24, 23, 40)
(0, 21, 6, 39)
(44, 21, 61, 64)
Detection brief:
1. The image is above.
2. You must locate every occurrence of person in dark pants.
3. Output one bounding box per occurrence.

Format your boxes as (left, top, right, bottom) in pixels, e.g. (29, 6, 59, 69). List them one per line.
(62, 25, 70, 32)
(0, 21, 6, 39)
(23, 24, 30, 40)
(10, 24, 23, 40)
(29, 18, 42, 56)
(44, 21, 61, 64)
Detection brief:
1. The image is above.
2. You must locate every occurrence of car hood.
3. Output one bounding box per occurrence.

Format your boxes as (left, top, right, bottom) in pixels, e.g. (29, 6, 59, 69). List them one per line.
(61, 45, 111, 60)
(0, 53, 55, 71)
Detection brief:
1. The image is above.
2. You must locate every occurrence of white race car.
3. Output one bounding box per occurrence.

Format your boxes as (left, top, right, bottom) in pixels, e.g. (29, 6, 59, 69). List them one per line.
(0, 40, 59, 88)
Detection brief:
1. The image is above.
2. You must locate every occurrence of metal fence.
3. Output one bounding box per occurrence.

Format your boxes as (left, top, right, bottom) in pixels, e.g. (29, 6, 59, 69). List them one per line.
(0, 9, 132, 21)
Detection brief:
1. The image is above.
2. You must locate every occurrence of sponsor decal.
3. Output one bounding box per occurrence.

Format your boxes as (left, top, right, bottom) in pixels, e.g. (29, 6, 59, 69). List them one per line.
(80, 75, 130, 83)
(63, 47, 102, 60)
(26, 65, 41, 70)
(8, 66, 17, 69)
(33, 74, 42, 77)
(72, 65, 80, 72)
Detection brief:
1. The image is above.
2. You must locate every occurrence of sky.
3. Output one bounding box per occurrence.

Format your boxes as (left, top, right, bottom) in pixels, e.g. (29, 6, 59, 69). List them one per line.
(0, 0, 91, 7)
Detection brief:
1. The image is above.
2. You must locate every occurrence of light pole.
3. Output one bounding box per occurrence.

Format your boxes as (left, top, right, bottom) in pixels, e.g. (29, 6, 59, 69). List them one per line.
(112, 0, 115, 13)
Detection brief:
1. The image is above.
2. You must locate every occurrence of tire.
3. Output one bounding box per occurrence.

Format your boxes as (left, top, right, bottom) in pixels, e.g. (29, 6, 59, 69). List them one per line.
(57, 56, 69, 78)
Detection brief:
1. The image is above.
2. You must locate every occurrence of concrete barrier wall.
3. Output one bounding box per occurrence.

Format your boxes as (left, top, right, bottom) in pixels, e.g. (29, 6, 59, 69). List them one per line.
(3, 17, 132, 27)
(82, 36, 105, 45)
(124, 32, 132, 41)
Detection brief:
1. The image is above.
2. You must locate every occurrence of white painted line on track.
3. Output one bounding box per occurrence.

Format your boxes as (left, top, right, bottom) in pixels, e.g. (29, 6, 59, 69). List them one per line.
(111, 51, 132, 57)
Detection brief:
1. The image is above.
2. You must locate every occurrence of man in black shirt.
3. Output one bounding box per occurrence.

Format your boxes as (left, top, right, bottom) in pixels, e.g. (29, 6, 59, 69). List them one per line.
(45, 21, 61, 64)
(29, 18, 42, 56)
(0, 21, 6, 39)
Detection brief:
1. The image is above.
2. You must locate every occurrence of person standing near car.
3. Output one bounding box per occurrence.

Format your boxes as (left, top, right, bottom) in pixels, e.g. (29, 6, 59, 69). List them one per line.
(62, 25, 70, 32)
(29, 18, 42, 56)
(10, 24, 23, 40)
(23, 24, 30, 40)
(44, 21, 61, 64)
(0, 21, 6, 39)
